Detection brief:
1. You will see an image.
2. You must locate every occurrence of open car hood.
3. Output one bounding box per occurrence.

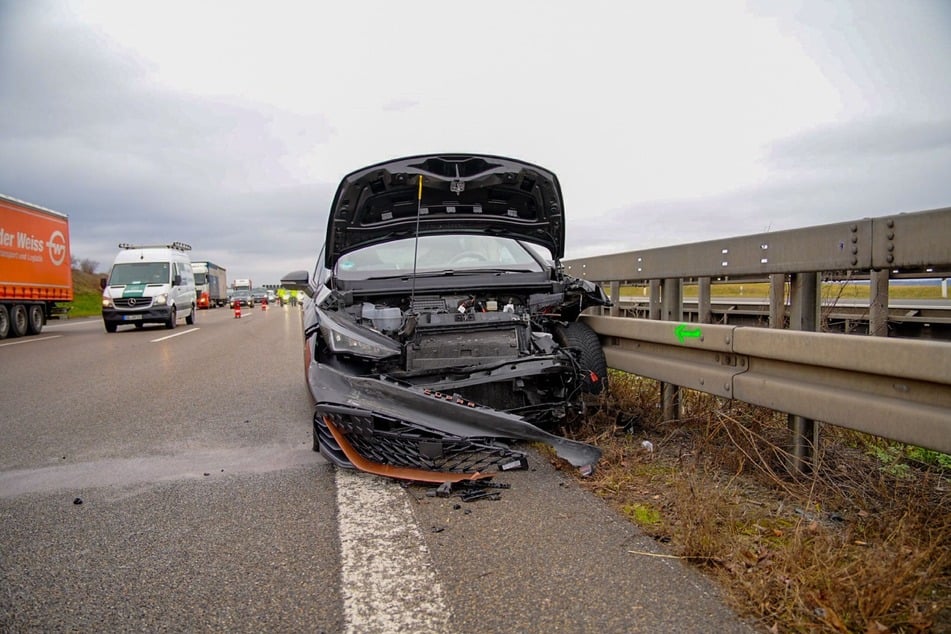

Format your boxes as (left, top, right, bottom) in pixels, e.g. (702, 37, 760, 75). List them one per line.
(324, 154, 565, 269)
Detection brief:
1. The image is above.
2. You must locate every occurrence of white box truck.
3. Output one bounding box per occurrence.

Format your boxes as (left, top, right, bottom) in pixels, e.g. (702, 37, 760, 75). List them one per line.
(192, 260, 227, 308)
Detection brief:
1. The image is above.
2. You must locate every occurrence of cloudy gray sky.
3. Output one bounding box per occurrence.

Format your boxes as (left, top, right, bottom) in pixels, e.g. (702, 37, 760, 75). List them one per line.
(1, 0, 949, 284)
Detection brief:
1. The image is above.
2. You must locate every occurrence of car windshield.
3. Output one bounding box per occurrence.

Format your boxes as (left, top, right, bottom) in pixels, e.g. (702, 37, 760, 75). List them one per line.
(334, 235, 544, 280)
(109, 262, 169, 285)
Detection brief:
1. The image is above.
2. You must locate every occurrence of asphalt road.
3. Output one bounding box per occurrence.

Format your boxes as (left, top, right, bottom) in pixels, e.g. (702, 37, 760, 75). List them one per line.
(0, 306, 755, 633)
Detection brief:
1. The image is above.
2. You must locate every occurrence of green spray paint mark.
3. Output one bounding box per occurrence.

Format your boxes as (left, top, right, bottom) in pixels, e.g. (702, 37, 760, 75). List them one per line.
(675, 323, 702, 343)
(122, 283, 147, 298)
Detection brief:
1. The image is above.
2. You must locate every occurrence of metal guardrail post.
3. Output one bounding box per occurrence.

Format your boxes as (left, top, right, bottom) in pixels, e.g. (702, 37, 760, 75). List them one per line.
(698, 277, 712, 324)
(661, 278, 683, 421)
(769, 274, 785, 328)
(609, 281, 620, 317)
(648, 280, 661, 320)
(788, 272, 820, 473)
(869, 269, 889, 337)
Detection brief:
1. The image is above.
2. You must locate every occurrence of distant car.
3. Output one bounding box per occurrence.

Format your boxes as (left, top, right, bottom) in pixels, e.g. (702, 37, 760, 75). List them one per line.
(231, 290, 254, 307)
(250, 288, 269, 304)
(282, 153, 610, 482)
(266, 290, 277, 304)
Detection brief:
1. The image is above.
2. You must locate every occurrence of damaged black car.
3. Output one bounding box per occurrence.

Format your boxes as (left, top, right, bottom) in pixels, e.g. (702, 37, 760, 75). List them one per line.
(282, 154, 610, 482)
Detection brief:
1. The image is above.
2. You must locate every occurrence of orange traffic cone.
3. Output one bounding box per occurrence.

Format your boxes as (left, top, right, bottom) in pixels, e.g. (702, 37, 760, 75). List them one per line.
(234, 302, 242, 318)
(261, 299, 268, 311)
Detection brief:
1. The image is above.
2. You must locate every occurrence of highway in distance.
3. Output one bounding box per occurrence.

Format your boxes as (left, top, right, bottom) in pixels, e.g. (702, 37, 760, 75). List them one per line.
(0, 305, 754, 633)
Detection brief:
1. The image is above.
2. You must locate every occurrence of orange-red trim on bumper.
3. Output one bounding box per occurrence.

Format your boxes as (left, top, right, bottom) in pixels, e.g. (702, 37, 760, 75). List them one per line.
(324, 416, 495, 484)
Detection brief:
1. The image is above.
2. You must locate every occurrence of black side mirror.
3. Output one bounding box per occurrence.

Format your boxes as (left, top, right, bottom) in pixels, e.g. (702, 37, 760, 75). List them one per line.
(99, 277, 107, 290)
(173, 274, 182, 287)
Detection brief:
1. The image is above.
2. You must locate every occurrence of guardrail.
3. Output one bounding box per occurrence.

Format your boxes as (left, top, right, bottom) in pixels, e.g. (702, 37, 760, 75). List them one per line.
(563, 207, 951, 470)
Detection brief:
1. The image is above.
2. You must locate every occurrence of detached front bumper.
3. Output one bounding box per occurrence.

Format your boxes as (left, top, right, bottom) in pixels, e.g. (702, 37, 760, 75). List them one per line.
(309, 363, 601, 481)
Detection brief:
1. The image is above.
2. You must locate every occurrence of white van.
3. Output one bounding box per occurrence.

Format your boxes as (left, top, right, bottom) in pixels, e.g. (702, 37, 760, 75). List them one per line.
(101, 242, 197, 333)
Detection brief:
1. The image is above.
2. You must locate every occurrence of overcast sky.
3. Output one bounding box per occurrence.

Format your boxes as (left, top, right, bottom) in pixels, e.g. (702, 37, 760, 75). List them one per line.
(1, 1, 949, 284)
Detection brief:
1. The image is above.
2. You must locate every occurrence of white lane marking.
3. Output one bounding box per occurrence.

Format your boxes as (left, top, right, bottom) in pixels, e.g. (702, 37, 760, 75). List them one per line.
(150, 328, 199, 342)
(336, 469, 452, 634)
(0, 335, 63, 348)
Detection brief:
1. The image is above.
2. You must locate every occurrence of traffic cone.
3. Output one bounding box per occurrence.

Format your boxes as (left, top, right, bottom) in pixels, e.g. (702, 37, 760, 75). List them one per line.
(234, 302, 242, 318)
(261, 300, 268, 311)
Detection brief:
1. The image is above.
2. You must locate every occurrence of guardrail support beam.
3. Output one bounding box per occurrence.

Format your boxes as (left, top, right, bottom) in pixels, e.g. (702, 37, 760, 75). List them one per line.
(769, 274, 785, 328)
(661, 278, 684, 421)
(787, 272, 820, 473)
(698, 277, 712, 324)
(870, 269, 889, 337)
(648, 280, 661, 320)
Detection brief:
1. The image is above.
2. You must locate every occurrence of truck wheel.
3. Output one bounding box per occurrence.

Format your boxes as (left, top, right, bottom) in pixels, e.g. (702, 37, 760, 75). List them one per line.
(165, 307, 177, 330)
(27, 305, 44, 335)
(185, 304, 196, 325)
(104, 321, 118, 333)
(0, 305, 9, 339)
(9, 304, 28, 337)
(554, 321, 608, 395)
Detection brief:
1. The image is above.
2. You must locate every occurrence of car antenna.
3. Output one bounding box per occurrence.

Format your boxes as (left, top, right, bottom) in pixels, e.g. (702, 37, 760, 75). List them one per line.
(409, 173, 423, 309)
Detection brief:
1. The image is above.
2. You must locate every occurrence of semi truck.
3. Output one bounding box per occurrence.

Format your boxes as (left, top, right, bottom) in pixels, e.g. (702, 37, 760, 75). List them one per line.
(232, 278, 252, 292)
(0, 194, 72, 339)
(192, 260, 227, 308)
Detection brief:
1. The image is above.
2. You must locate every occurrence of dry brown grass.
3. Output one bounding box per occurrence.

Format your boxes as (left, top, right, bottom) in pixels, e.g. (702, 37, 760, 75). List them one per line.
(554, 372, 951, 633)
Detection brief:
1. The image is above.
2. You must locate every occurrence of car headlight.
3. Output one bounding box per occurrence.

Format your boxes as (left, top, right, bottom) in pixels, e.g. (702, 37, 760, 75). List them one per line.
(102, 296, 113, 308)
(318, 309, 400, 360)
(154, 293, 168, 306)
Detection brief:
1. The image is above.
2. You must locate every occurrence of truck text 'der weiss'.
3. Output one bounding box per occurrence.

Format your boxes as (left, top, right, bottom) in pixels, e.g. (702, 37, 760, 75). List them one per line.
(0, 193, 72, 339)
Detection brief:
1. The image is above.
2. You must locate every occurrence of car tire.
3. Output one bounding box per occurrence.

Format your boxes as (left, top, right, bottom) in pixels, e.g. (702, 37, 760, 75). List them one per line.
(165, 307, 177, 330)
(185, 304, 196, 325)
(312, 425, 320, 452)
(9, 304, 28, 337)
(104, 321, 118, 333)
(27, 304, 44, 335)
(0, 305, 9, 339)
(555, 321, 608, 395)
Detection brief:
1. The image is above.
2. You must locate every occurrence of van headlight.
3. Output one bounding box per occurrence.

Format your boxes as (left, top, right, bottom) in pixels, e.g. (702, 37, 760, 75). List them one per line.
(102, 297, 113, 308)
(153, 293, 168, 306)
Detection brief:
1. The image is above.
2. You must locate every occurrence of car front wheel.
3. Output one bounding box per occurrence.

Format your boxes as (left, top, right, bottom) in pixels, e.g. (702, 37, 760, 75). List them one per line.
(555, 321, 608, 395)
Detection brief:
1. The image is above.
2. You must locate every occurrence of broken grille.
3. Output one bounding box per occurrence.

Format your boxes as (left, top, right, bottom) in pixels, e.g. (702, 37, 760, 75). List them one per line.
(318, 409, 526, 473)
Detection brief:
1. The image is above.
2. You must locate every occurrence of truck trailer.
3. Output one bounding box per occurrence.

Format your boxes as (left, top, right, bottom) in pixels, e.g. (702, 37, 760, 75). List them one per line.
(192, 260, 227, 308)
(0, 194, 72, 339)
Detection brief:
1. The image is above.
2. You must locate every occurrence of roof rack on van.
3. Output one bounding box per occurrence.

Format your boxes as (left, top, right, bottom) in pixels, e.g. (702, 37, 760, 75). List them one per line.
(118, 242, 192, 251)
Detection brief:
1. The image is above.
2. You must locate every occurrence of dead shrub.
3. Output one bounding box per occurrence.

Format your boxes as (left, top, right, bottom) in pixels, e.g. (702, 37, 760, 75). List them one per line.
(560, 371, 950, 632)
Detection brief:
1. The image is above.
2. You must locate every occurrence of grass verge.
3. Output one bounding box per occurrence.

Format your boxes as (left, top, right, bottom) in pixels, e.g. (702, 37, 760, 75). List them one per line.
(553, 371, 950, 632)
(62, 269, 103, 319)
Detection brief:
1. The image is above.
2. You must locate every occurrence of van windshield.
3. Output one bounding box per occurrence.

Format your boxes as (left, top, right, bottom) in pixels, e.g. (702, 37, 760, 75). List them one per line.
(109, 262, 169, 285)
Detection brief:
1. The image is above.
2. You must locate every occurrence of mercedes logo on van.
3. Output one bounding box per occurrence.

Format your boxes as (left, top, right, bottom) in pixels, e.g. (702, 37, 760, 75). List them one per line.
(128, 298, 137, 306)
